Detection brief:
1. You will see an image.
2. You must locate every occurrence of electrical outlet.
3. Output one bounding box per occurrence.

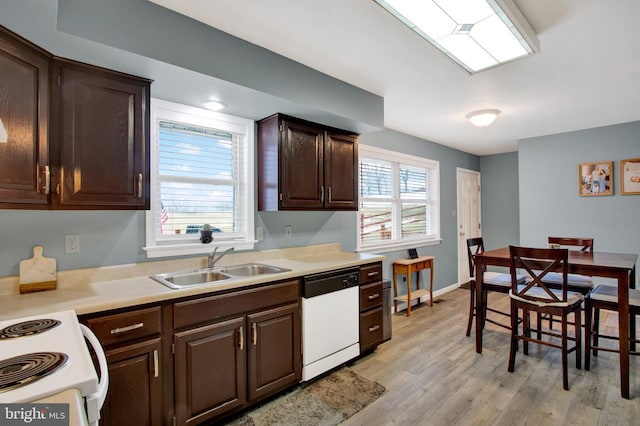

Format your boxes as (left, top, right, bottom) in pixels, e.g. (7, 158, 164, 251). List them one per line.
(65, 234, 80, 254)
(256, 227, 264, 241)
(285, 225, 292, 239)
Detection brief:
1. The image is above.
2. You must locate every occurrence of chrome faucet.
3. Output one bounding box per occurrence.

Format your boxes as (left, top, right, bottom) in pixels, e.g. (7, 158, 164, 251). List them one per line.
(208, 246, 235, 269)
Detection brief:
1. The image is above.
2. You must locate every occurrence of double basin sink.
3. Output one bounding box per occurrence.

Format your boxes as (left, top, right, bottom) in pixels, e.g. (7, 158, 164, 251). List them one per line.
(152, 263, 291, 290)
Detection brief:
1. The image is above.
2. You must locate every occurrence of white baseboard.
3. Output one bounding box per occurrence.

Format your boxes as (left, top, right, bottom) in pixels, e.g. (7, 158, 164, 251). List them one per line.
(394, 282, 460, 313)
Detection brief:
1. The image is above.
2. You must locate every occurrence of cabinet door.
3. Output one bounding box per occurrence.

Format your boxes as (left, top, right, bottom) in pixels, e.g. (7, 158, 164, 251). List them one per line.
(280, 120, 324, 209)
(100, 338, 162, 426)
(56, 60, 150, 209)
(324, 132, 358, 210)
(174, 317, 246, 425)
(247, 302, 301, 403)
(0, 27, 50, 207)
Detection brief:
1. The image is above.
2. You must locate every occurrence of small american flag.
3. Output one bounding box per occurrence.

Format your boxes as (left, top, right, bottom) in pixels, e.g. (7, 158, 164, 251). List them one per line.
(160, 202, 168, 234)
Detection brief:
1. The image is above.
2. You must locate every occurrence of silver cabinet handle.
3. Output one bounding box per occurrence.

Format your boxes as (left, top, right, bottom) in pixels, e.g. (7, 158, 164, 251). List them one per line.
(110, 322, 144, 334)
(238, 326, 244, 351)
(368, 324, 380, 332)
(328, 186, 332, 202)
(153, 349, 159, 378)
(368, 293, 380, 300)
(252, 323, 257, 346)
(367, 271, 379, 277)
(43, 166, 50, 194)
(137, 173, 143, 198)
(320, 186, 324, 202)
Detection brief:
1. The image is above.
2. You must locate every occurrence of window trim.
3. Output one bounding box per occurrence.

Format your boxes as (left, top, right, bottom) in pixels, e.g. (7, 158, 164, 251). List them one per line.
(356, 144, 441, 253)
(144, 99, 255, 258)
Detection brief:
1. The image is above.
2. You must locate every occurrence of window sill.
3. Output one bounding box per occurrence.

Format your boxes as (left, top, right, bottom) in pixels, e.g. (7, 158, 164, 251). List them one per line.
(144, 240, 256, 259)
(356, 238, 442, 254)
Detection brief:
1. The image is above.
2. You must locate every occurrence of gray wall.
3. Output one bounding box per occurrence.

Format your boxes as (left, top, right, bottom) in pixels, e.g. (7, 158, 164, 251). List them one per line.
(519, 122, 640, 263)
(480, 152, 520, 250)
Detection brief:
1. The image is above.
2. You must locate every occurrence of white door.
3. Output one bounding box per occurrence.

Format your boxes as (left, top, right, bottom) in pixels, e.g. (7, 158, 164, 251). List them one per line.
(456, 168, 481, 285)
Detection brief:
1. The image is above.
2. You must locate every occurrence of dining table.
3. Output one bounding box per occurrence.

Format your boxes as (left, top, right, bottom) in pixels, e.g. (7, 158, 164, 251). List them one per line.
(474, 246, 638, 399)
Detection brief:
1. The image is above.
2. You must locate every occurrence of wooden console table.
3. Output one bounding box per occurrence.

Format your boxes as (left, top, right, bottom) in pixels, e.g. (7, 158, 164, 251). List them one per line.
(392, 256, 434, 316)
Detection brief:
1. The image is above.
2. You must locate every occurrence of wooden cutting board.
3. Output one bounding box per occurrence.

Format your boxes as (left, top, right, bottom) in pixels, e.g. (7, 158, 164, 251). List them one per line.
(19, 246, 57, 294)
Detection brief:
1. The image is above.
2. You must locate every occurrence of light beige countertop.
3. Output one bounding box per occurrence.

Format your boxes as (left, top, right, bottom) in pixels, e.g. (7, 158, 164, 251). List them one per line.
(0, 243, 384, 321)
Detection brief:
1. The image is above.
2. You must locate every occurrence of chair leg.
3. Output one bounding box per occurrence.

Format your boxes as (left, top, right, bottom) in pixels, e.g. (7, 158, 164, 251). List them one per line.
(465, 282, 475, 337)
(482, 290, 488, 328)
(575, 308, 582, 370)
(593, 307, 600, 358)
(523, 309, 530, 355)
(584, 302, 593, 371)
(508, 300, 518, 373)
(561, 314, 569, 390)
(631, 312, 637, 353)
(537, 312, 543, 340)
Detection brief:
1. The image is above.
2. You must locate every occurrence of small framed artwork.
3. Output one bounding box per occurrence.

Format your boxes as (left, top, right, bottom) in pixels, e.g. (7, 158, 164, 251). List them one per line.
(621, 158, 640, 195)
(579, 161, 613, 196)
(407, 248, 418, 259)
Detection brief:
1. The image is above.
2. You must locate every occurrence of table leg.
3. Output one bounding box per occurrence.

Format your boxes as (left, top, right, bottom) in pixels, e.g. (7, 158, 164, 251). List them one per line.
(406, 267, 412, 317)
(429, 260, 434, 307)
(393, 270, 398, 314)
(475, 260, 484, 353)
(618, 269, 630, 399)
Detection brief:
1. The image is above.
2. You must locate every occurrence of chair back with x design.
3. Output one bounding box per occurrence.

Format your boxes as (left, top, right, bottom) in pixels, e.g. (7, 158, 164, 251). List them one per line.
(548, 237, 593, 253)
(509, 246, 569, 303)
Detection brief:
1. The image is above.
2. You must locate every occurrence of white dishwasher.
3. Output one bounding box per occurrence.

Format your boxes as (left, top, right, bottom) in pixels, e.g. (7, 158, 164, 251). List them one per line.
(301, 267, 360, 381)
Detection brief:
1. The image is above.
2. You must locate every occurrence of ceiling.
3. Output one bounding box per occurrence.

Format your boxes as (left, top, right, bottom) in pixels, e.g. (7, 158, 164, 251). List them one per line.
(148, 0, 640, 156)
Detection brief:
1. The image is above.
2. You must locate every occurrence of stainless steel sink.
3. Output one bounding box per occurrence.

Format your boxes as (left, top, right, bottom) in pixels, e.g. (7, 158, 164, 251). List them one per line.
(151, 263, 290, 290)
(219, 263, 291, 277)
(152, 270, 232, 289)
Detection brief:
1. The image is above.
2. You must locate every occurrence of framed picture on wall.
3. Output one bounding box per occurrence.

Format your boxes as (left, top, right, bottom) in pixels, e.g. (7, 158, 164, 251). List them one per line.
(621, 158, 640, 195)
(579, 161, 613, 196)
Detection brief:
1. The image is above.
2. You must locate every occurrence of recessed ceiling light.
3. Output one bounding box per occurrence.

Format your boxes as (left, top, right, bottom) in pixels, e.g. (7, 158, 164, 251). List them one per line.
(373, 0, 539, 73)
(466, 109, 501, 127)
(202, 100, 227, 111)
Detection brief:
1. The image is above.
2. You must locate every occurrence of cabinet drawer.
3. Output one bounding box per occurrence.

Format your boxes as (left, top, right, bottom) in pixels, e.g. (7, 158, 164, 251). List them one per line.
(174, 280, 300, 330)
(359, 282, 383, 312)
(360, 307, 384, 353)
(86, 306, 161, 347)
(360, 263, 382, 284)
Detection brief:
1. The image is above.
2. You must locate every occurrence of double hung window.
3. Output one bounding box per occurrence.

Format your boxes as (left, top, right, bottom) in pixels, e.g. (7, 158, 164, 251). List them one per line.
(357, 145, 440, 251)
(145, 99, 254, 258)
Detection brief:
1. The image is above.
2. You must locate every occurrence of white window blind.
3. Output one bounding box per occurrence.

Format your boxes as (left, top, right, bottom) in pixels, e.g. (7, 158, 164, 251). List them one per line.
(358, 145, 440, 251)
(145, 99, 254, 258)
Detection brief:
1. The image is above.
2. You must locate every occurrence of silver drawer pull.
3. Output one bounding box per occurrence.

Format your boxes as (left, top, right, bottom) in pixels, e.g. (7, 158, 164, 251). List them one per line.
(368, 293, 380, 300)
(110, 322, 144, 334)
(368, 324, 380, 332)
(367, 271, 379, 277)
(153, 349, 159, 378)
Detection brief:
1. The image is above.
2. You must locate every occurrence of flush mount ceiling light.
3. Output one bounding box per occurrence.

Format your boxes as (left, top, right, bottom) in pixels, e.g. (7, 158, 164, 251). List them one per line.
(466, 109, 500, 127)
(202, 100, 227, 111)
(373, 0, 539, 73)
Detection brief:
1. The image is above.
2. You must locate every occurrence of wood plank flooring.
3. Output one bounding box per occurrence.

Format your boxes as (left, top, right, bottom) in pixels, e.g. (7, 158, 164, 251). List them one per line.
(343, 288, 639, 426)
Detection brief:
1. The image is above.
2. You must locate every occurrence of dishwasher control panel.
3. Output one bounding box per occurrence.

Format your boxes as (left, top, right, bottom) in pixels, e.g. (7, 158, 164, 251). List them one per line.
(301, 267, 360, 298)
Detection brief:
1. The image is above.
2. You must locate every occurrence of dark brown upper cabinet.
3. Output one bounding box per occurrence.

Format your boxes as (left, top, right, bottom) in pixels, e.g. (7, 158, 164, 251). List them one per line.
(52, 59, 150, 209)
(258, 114, 358, 211)
(0, 26, 51, 209)
(0, 25, 151, 210)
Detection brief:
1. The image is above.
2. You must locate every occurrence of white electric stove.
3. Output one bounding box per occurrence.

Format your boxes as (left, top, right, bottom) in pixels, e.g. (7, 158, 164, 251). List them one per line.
(0, 310, 108, 425)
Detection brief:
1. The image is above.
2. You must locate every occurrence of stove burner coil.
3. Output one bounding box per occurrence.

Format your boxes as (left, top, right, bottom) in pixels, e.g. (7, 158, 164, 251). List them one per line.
(0, 319, 61, 339)
(0, 352, 69, 393)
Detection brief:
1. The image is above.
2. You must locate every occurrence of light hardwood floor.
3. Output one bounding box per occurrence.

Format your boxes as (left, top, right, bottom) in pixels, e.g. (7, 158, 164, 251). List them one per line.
(343, 287, 640, 426)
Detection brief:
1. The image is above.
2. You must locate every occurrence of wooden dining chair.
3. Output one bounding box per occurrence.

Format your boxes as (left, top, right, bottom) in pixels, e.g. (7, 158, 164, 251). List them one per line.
(507, 246, 583, 390)
(465, 237, 525, 336)
(584, 285, 640, 370)
(545, 237, 594, 295)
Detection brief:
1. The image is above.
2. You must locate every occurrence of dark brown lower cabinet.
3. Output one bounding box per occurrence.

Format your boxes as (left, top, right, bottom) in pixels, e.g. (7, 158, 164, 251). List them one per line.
(174, 317, 246, 426)
(247, 303, 301, 403)
(101, 338, 162, 426)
